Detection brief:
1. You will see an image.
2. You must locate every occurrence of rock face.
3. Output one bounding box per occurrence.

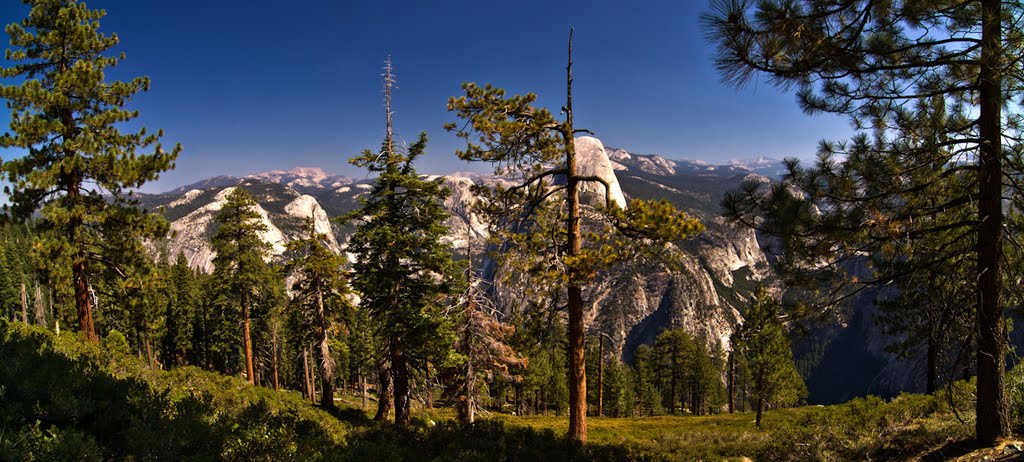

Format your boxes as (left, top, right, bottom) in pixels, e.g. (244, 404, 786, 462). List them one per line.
(142, 180, 339, 273)
(574, 136, 628, 209)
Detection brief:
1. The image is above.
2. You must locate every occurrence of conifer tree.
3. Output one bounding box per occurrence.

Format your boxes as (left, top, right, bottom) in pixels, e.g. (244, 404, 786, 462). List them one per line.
(447, 28, 703, 443)
(705, 0, 1023, 441)
(631, 343, 661, 416)
(347, 58, 460, 425)
(733, 287, 806, 426)
(211, 187, 271, 385)
(163, 253, 199, 367)
(287, 218, 352, 410)
(0, 0, 180, 342)
(0, 235, 18, 321)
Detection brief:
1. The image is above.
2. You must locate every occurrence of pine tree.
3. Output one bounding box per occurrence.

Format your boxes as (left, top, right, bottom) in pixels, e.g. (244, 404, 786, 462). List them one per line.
(211, 187, 271, 385)
(163, 253, 199, 367)
(287, 218, 352, 410)
(0, 0, 180, 342)
(447, 28, 704, 443)
(733, 287, 806, 426)
(631, 343, 662, 416)
(0, 233, 18, 321)
(705, 0, 1023, 442)
(347, 58, 460, 426)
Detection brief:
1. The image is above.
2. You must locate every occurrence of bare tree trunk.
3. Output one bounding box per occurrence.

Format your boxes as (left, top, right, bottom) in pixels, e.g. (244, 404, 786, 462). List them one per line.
(391, 339, 411, 425)
(563, 28, 587, 444)
(755, 397, 764, 427)
(597, 335, 604, 418)
(976, 0, 1009, 443)
(315, 285, 335, 410)
(669, 355, 677, 414)
(310, 344, 319, 403)
(242, 293, 255, 385)
(460, 333, 475, 424)
(727, 350, 735, 413)
(33, 283, 45, 327)
(271, 322, 280, 390)
(373, 358, 393, 421)
(361, 370, 367, 409)
(303, 348, 314, 403)
(20, 278, 28, 324)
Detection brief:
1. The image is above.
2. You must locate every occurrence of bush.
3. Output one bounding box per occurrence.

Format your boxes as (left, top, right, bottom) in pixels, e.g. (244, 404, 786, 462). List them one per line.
(0, 321, 345, 461)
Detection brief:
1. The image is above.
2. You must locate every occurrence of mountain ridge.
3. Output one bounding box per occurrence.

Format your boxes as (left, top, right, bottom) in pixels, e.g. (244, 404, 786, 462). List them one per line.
(138, 140, 918, 403)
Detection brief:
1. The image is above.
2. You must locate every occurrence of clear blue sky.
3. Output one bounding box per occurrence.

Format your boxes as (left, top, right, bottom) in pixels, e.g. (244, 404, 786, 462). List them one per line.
(0, 0, 854, 193)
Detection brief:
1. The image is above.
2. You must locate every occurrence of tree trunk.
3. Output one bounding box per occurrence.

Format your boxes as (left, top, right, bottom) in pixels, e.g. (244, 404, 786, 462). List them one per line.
(303, 348, 314, 403)
(563, 28, 588, 444)
(242, 293, 255, 385)
(669, 355, 678, 414)
(34, 284, 44, 327)
(740, 378, 748, 413)
(461, 332, 475, 424)
(727, 350, 735, 413)
(373, 357, 393, 421)
(310, 344, 319, 402)
(425, 360, 432, 409)
(755, 397, 764, 427)
(976, 0, 1009, 444)
(73, 256, 97, 342)
(391, 339, 411, 425)
(271, 323, 280, 390)
(315, 285, 335, 410)
(20, 278, 27, 324)
(597, 335, 604, 418)
(514, 381, 523, 416)
(145, 335, 155, 368)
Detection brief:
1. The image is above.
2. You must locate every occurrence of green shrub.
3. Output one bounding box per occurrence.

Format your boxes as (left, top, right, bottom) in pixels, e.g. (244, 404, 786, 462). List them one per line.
(0, 321, 345, 461)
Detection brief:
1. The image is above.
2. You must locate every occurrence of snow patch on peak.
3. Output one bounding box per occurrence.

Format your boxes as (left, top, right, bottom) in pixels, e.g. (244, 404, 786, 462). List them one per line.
(286, 166, 330, 181)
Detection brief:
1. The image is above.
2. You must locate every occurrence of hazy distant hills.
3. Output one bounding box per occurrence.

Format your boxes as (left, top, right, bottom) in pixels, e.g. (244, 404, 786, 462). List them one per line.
(138, 141, 918, 404)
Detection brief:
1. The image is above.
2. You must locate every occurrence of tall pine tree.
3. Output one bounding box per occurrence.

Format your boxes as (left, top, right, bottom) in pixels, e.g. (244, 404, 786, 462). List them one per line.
(211, 187, 271, 385)
(446, 29, 703, 442)
(705, 0, 1023, 442)
(0, 0, 180, 342)
(287, 218, 352, 410)
(347, 58, 460, 425)
(733, 287, 806, 426)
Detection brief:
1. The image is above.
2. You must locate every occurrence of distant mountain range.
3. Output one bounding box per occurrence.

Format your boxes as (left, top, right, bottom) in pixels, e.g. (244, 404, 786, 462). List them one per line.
(139, 142, 916, 404)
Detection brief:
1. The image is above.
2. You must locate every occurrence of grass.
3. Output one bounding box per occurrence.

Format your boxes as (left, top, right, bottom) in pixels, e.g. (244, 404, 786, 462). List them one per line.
(0, 320, 982, 461)
(490, 397, 973, 461)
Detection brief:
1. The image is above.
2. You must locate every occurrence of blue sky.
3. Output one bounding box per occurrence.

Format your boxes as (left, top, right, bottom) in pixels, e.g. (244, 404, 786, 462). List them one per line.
(0, 0, 854, 193)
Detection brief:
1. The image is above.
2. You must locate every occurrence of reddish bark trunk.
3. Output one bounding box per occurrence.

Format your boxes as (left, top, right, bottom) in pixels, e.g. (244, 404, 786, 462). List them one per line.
(242, 294, 255, 385)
